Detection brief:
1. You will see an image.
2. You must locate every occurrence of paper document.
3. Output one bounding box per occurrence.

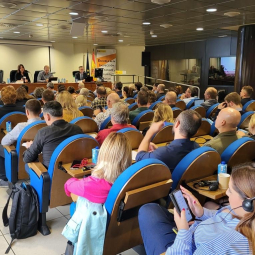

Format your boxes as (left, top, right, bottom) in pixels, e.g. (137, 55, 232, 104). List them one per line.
(22, 142, 27, 148)
(132, 150, 137, 161)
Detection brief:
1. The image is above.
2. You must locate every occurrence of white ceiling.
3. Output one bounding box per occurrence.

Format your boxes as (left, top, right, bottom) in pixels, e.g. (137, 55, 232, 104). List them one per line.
(0, 0, 254, 46)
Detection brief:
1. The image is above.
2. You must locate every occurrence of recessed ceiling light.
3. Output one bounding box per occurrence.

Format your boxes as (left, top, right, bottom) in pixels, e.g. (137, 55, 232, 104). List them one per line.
(160, 24, 172, 28)
(51, 41, 55, 42)
(69, 12, 78, 15)
(206, 8, 217, 12)
(218, 35, 227, 38)
(151, 35, 157, 37)
(13, 31, 20, 34)
(143, 22, 151, 25)
(93, 43, 98, 45)
(118, 39, 123, 42)
(124, 35, 130, 38)
(101, 30, 108, 33)
(36, 23, 43, 27)
(196, 27, 204, 31)
(224, 11, 240, 17)
(72, 36, 78, 39)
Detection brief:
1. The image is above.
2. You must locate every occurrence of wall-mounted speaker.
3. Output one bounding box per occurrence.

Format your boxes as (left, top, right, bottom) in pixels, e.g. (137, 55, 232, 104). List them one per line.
(142, 52, 151, 66)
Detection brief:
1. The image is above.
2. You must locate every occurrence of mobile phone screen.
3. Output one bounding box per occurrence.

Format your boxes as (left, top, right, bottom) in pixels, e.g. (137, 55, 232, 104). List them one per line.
(70, 160, 81, 169)
(173, 190, 193, 222)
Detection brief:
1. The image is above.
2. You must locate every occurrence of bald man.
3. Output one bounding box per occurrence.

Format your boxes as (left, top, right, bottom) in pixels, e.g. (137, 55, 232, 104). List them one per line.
(203, 107, 242, 154)
(156, 84, 166, 100)
(37, 65, 53, 83)
(94, 92, 120, 129)
(164, 91, 177, 108)
(201, 87, 218, 111)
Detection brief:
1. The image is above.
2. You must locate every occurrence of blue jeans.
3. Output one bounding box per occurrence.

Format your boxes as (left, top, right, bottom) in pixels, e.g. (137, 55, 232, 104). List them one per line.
(138, 203, 176, 255)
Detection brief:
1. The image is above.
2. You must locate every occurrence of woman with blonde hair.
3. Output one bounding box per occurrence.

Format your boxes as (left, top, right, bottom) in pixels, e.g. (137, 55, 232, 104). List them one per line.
(56, 90, 83, 122)
(64, 132, 132, 202)
(75, 95, 88, 108)
(139, 162, 255, 254)
(79, 88, 89, 97)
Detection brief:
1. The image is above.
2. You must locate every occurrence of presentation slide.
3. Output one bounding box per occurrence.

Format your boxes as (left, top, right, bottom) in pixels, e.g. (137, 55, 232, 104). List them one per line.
(221, 57, 236, 75)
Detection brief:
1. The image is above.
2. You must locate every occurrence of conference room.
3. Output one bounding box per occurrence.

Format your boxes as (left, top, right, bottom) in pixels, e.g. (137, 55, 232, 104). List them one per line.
(0, 0, 255, 255)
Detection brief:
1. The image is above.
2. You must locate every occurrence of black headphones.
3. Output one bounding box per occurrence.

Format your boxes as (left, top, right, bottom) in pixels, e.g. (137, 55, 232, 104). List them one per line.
(193, 180, 219, 191)
(242, 197, 255, 212)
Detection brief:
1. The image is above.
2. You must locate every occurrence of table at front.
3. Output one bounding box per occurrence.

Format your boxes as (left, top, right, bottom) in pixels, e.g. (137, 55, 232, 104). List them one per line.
(0, 82, 112, 94)
(187, 175, 227, 200)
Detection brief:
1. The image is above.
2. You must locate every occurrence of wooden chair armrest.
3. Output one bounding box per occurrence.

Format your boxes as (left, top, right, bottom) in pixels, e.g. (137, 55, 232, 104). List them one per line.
(3, 145, 16, 153)
(71, 193, 78, 202)
(28, 162, 47, 177)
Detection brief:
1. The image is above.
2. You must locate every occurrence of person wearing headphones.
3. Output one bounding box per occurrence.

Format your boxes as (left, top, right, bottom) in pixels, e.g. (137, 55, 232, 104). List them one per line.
(138, 162, 255, 255)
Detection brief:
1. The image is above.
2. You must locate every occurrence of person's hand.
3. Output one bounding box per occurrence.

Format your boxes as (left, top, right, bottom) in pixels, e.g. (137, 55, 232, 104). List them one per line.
(236, 130, 246, 137)
(149, 142, 158, 151)
(102, 108, 106, 113)
(218, 102, 227, 110)
(26, 141, 33, 148)
(148, 121, 164, 135)
(180, 185, 204, 218)
(46, 79, 49, 83)
(93, 109, 101, 116)
(174, 208, 189, 231)
(25, 79, 28, 83)
(180, 94, 185, 99)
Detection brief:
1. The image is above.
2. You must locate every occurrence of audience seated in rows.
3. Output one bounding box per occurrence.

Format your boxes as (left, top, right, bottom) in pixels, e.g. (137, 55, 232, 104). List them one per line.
(23, 101, 83, 168)
(0, 85, 25, 119)
(163, 91, 177, 108)
(94, 92, 120, 130)
(129, 91, 148, 123)
(201, 87, 218, 111)
(33, 87, 45, 99)
(64, 132, 132, 201)
(203, 107, 241, 154)
(56, 91, 83, 122)
(138, 163, 255, 254)
(122, 86, 134, 100)
(240, 85, 253, 106)
(180, 86, 198, 104)
(147, 90, 156, 107)
(142, 103, 174, 136)
(136, 110, 201, 173)
(0, 99, 41, 187)
(91, 86, 107, 111)
(16, 86, 34, 107)
(95, 102, 136, 146)
(156, 84, 166, 100)
(42, 89, 55, 104)
(133, 82, 143, 97)
(113, 82, 123, 98)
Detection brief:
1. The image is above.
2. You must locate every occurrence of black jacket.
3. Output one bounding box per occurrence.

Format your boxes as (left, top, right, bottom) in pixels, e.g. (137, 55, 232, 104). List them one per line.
(15, 71, 31, 83)
(0, 104, 25, 119)
(75, 72, 87, 82)
(23, 119, 83, 168)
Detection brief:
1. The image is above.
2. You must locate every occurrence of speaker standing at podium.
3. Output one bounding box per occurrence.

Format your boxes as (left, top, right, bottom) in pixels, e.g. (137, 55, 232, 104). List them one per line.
(75, 66, 87, 83)
(15, 64, 30, 83)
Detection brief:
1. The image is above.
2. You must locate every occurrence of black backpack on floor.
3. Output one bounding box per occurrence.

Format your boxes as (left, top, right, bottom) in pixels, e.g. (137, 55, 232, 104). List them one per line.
(2, 183, 39, 254)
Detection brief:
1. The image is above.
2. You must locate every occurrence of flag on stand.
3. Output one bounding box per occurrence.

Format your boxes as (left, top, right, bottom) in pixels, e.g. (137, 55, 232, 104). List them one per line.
(91, 49, 96, 79)
(86, 50, 90, 76)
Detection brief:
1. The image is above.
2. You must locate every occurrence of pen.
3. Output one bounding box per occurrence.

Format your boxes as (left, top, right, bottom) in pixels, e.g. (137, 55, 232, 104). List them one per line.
(172, 227, 178, 235)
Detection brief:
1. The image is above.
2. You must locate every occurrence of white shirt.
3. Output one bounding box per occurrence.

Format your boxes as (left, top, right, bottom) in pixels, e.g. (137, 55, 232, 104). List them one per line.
(94, 108, 112, 130)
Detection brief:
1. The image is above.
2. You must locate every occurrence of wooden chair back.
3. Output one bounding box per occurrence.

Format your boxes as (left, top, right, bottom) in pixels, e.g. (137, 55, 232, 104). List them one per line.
(118, 129, 143, 150)
(87, 95, 94, 101)
(244, 100, 255, 112)
(18, 122, 47, 179)
(175, 100, 186, 111)
(79, 107, 93, 118)
(103, 160, 172, 255)
(193, 119, 211, 137)
(151, 124, 174, 144)
(50, 136, 99, 208)
(71, 117, 98, 134)
(172, 108, 182, 118)
(238, 112, 253, 129)
(129, 103, 138, 111)
(125, 98, 135, 104)
(136, 111, 154, 131)
(193, 106, 206, 118)
(0, 113, 27, 142)
(206, 104, 219, 119)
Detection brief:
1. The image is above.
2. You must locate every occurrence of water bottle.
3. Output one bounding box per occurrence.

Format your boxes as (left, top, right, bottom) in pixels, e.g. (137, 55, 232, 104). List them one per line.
(63, 78, 66, 83)
(6, 121, 12, 132)
(92, 146, 100, 164)
(58, 79, 60, 83)
(7, 78, 10, 84)
(218, 161, 227, 180)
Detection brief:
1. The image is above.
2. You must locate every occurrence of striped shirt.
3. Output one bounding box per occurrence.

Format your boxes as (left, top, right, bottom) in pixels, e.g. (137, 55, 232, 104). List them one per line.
(166, 206, 251, 255)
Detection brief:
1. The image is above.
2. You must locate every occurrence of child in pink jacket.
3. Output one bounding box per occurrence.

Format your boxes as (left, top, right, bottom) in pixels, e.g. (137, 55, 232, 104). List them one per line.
(64, 132, 132, 203)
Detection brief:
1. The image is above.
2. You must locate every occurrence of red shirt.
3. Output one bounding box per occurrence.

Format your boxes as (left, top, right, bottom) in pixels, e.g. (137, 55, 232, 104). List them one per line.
(96, 124, 137, 146)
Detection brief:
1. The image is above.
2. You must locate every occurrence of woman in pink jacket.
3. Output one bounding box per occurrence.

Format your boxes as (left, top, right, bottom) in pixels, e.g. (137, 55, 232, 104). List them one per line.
(64, 132, 132, 203)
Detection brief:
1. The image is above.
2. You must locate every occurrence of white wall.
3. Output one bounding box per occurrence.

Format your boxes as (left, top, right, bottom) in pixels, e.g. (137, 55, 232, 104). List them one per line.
(0, 44, 49, 82)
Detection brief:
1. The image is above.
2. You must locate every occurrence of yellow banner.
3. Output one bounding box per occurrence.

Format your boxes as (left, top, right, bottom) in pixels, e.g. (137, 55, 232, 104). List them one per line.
(115, 70, 126, 74)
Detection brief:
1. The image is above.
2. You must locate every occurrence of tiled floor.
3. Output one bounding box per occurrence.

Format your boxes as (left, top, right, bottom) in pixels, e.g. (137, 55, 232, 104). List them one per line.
(0, 186, 139, 255)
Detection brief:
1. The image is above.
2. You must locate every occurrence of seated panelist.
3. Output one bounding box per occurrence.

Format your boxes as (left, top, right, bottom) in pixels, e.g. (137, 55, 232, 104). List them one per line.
(75, 66, 87, 83)
(37, 65, 53, 83)
(15, 64, 30, 83)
